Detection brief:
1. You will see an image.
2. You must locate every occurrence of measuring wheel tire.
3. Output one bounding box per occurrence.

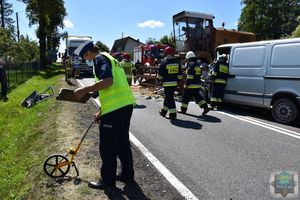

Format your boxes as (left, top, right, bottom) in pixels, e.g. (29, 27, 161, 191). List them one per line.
(43, 155, 70, 178)
(272, 98, 299, 125)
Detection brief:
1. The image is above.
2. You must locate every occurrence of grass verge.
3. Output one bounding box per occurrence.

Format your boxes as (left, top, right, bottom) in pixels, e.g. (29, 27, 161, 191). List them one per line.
(0, 64, 65, 199)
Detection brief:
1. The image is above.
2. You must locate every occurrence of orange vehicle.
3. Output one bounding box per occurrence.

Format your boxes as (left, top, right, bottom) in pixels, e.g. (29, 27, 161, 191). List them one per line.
(173, 11, 256, 61)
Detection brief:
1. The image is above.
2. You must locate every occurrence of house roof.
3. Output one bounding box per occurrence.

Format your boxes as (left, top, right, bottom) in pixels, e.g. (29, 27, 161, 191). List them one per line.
(111, 36, 144, 52)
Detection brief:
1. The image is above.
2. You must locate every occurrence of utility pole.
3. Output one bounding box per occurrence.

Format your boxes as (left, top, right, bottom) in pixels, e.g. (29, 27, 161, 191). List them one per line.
(16, 12, 20, 41)
(0, 0, 4, 28)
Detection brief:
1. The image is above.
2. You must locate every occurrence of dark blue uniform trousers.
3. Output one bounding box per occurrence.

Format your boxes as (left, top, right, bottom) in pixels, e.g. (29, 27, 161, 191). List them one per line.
(99, 105, 134, 186)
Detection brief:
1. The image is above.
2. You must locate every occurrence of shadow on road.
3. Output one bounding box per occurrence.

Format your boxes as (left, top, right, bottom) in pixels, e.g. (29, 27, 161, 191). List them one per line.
(182, 113, 222, 123)
(198, 114, 222, 123)
(170, 118, 202, 129)
(105, 182, 150, 200)
(133, 104, 147, 109)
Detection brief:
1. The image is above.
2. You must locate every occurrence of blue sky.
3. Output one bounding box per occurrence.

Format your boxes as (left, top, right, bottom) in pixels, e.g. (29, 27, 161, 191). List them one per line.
(12, 0, 243, 53)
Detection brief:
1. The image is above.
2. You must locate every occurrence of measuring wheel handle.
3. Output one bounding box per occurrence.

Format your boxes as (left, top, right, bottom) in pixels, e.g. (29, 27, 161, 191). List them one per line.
(43, 154, 70, 178)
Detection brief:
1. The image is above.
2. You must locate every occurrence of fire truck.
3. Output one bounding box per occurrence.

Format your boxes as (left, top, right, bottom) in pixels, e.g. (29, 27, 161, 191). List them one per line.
(133, 44, 169, 66)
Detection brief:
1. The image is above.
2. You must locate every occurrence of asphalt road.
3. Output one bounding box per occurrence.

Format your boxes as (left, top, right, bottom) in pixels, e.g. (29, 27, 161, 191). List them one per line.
(79, 78, 300, 200)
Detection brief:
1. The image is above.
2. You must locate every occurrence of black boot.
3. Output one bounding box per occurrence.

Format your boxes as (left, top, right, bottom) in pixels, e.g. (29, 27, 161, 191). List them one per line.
(167, 112, 177, 120)
(159, 109, 167, 117)
(177, 107, 187, 114)
(88, 179, 116, 190)
(202, 105, 210, 115)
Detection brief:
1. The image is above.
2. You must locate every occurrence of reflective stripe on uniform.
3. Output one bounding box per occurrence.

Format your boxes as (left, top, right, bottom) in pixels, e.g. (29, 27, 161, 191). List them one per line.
(214, 79, 227, 84)
(178, 75, 183, 80)
(181, 103, 188, 108)
(211, 97, 218, 102)
(163, 81, 177, 87)
(187, 84, 201, 89)
(197, 100, 206, 107)
(169, 108, 177, 113)
(162, 106, 168, 111)
(219, 64, 229, 74)
(187, 75, 194, 79)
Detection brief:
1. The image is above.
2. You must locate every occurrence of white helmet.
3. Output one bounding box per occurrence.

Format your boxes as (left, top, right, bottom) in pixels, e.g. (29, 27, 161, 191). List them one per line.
(185, 51, 196, 59)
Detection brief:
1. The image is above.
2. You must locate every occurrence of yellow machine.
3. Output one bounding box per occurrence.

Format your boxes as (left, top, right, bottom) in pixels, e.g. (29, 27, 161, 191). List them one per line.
(173, 11, 256, 61)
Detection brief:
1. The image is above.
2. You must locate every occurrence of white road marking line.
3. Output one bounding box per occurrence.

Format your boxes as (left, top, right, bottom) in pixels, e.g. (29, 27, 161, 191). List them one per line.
(217, 111, 300, 139)
(77, 79, 199, 200)
(129, 133, 199, 200)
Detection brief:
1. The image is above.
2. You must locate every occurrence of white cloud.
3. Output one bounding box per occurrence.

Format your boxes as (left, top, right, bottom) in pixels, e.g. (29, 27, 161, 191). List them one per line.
(137, 20, 165, 28)
(63, 19, 74, 28)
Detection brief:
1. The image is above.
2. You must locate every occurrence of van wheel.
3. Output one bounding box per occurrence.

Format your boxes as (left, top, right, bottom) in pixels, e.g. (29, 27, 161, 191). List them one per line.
(272, 98, 298, 125)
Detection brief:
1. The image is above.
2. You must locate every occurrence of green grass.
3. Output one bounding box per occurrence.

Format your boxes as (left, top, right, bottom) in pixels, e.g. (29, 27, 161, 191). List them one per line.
(0, 65, 64, 199)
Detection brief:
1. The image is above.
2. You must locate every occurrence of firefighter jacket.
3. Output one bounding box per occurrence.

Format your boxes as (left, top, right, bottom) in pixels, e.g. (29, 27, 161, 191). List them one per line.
(120, 59, 135, 79)
(185, 57, 203, 89)
(211, 59, 229, 84)
(158, 57, 182, 87)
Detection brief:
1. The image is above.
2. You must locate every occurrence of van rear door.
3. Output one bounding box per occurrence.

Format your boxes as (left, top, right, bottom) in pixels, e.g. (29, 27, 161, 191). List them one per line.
(225, 45, 268, 106)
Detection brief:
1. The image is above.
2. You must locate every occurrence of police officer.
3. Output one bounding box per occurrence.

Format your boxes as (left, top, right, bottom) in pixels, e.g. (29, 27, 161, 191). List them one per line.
(120, 53, 136, 86)
(210, 54, 229, 109)
(73, 41, 136, 189)
(158, 47, 182, 120)
(178, 51, 210, 115)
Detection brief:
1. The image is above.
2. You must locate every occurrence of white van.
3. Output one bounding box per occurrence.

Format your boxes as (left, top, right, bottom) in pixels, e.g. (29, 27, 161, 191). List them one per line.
(215, 38, 300, 125)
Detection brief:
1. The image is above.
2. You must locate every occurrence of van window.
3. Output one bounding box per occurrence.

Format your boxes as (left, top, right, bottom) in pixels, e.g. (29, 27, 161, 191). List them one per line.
(232, 46, 266, 68)
(271, 43, 300, 68)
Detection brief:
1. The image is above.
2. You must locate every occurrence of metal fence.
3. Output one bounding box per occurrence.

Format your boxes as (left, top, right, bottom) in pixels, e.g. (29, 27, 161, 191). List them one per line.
(4, 61, 39, 90)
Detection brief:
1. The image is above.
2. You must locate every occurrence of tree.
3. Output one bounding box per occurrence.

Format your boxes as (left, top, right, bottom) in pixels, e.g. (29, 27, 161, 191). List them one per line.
(0, 27, 14, 57)
(238, 0, 300, 40)
(10, 35, 39, 62)
(95, 40, 110, 52)
(146, 37, 158, 45)
(0, 27, 39, 62)
(20, 0, 66, 67)
(159, 35, 175, 48)
(0, 0, 14, 31)
(291, 16, 300, 37)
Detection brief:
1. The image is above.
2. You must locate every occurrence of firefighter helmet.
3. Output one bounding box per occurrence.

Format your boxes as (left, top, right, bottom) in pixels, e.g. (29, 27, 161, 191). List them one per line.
(186, 51, 196, 59)
(122, 53, 131, 60)
(164, 47, 174, 55)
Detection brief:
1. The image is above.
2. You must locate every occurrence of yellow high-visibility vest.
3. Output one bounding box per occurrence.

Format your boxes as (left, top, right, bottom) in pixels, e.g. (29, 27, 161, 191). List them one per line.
(95, 52, 135, 115)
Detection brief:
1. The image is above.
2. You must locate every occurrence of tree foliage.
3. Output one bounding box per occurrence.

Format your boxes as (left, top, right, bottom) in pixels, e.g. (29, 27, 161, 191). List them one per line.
(20, 0, 66, 66)
(238, 0, 300, 40)
(159, 35, 175, 48)
(0, 0, 14, 31)
(95, 40, 110, 52)
(0, 27, 39, 62)
(291, 16, 300, 37)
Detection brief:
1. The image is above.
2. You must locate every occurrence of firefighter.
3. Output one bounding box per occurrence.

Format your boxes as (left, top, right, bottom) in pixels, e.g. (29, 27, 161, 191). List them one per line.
(120, 53, 136, 86)
(73, 41, 136, 189)
(210, 54, 229, 109)
(178, 51, 210, 115)
(158, 47, 182, 120)
(112, 52, 123, 62)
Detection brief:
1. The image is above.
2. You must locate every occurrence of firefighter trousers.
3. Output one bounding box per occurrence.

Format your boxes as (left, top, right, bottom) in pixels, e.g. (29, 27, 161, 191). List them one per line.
(181, 88, 207, 110)
(162, 86, 177, 114)
(211, 83, 226, 107)
(99, 105, 134, 186)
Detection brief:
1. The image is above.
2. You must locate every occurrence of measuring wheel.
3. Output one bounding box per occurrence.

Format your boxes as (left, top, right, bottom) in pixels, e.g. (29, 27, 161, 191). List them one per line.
(43, 155, 70, 178)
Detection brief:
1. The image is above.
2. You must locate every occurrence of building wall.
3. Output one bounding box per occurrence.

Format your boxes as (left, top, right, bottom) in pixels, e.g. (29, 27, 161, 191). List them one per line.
(124, 39, 143, 54)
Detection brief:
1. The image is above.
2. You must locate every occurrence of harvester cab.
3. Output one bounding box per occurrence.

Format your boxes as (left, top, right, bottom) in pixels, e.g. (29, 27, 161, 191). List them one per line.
(173, 11, 214, 60)
(173, 11, 256, 61)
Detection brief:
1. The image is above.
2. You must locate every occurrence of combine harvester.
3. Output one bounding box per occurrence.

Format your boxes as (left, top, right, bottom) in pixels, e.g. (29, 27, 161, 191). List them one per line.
(134, 10, 256, 87)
